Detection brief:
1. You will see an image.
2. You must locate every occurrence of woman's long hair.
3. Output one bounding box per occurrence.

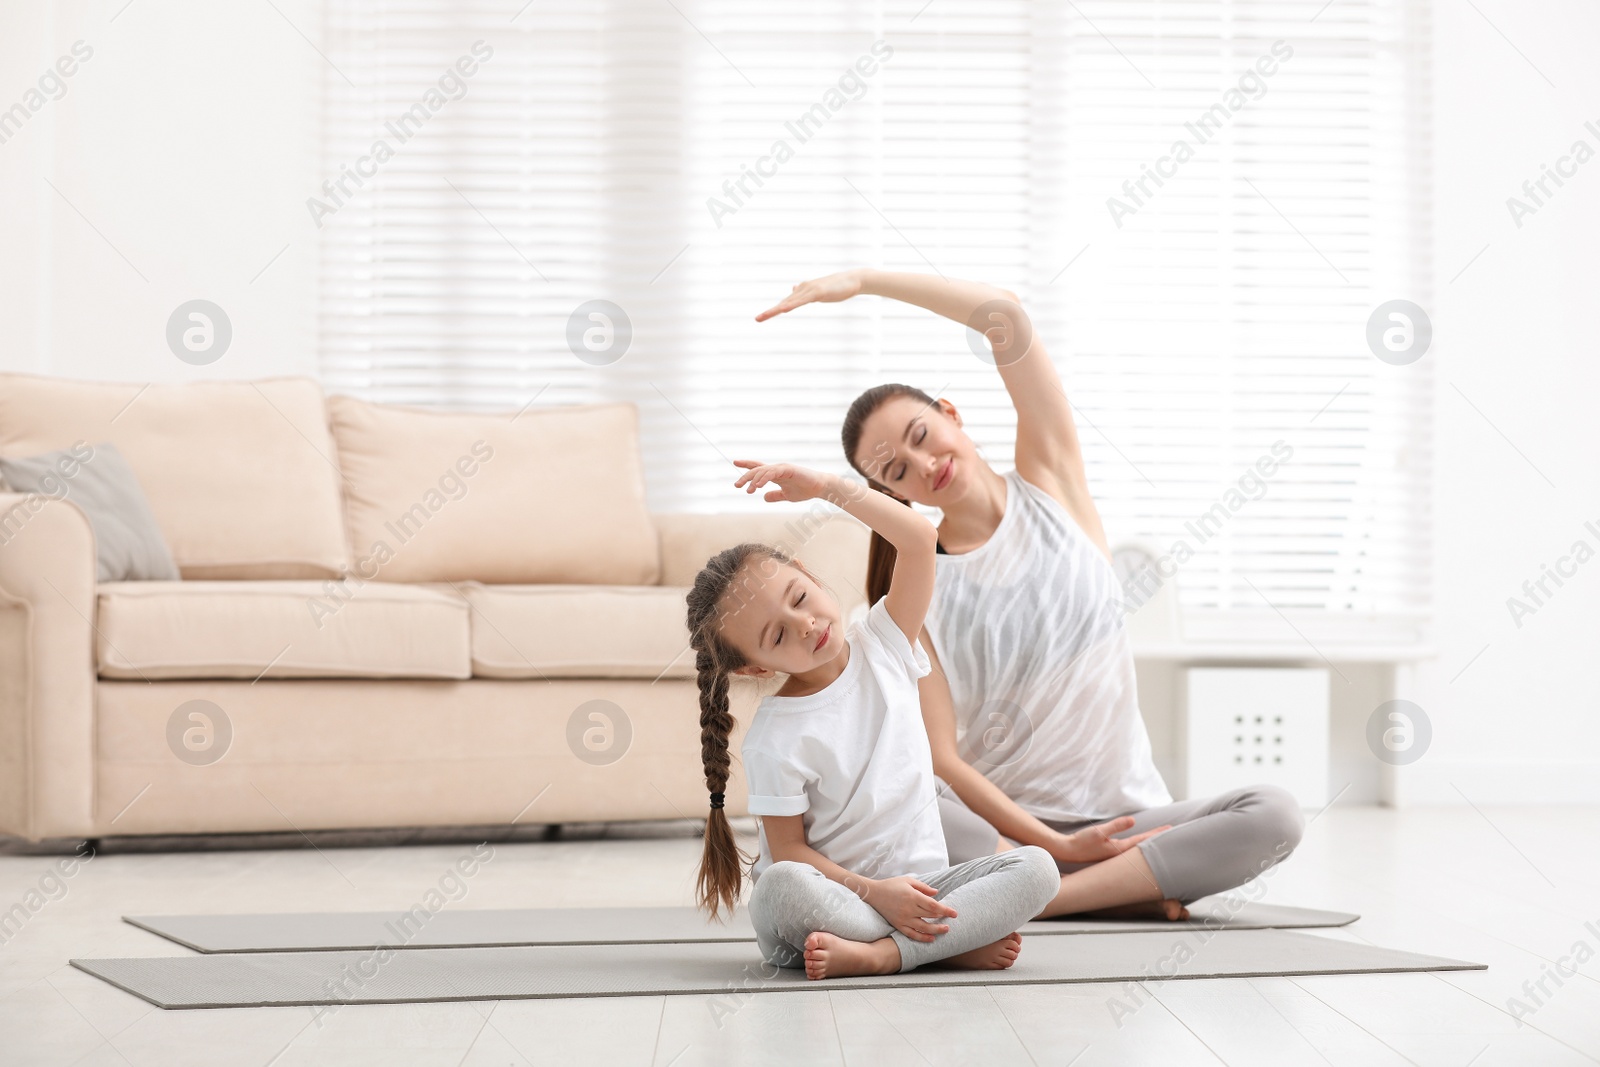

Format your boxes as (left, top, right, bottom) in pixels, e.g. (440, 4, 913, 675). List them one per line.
(684, 542, 787, 918)
(841, 383, 937, 605)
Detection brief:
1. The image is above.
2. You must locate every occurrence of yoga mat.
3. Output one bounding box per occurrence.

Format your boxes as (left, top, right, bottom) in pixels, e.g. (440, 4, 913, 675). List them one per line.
(72, 930, 1482, 1010)
(124, 900, 1358, 954)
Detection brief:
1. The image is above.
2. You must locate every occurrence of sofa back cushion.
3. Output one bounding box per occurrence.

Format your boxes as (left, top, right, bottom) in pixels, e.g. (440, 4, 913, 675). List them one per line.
(326, 396, 659, 584)
(0, 375, 348, 579)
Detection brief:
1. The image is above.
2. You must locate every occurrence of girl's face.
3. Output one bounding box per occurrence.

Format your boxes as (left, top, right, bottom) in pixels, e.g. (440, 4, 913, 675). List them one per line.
(852, 394, 981, 507)
(718, 559, 844, 678)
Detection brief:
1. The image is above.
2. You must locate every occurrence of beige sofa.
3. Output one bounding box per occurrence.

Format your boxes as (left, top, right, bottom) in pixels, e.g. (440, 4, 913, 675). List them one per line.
(0, 374, 867, 842)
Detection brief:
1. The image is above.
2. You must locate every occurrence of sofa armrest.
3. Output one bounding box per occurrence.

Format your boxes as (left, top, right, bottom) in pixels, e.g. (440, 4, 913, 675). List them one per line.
(0, 494, 98, 840)
(654, 511, 872, 621)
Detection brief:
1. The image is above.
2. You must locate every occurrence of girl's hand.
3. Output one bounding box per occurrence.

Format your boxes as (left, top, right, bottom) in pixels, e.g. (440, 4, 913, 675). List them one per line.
(1047, 817, 1171, 864)
(862, 876, 958, 943)
(754, 270, 864, 322)
(733, 460, 839, 504)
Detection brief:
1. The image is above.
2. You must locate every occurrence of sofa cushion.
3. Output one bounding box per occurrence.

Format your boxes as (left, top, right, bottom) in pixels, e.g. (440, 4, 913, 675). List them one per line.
(463, 584, 693, 679)
(327, 396, 660, 585)
(95, 581, 471, 680)
(0, 375, 348, 580)
(0, 442, 180, 582)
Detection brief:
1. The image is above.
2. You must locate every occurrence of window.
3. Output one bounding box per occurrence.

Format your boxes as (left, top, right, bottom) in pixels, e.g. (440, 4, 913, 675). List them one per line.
(319, 0, 1431, 636)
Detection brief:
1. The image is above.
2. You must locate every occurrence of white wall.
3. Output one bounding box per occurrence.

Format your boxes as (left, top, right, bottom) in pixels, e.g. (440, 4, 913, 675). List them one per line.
(1403, 0, 1600, 802)
(0, 0, 323, 382)
(0, 2, 55, 373)
(2, 2, 1595, 802)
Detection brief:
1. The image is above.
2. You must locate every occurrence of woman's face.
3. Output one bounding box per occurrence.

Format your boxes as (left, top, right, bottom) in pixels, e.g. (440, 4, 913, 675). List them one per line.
(852, 394, 981, 507)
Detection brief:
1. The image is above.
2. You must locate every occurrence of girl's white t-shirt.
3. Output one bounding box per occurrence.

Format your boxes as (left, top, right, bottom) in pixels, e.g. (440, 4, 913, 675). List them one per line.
(742, 597, 950, 882)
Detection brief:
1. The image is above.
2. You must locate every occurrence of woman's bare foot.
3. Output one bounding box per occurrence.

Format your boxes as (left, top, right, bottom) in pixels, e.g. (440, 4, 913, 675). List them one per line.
(941, 931, 1024, 970)
(802, 932, 901, 980)
(1074, 898, 1190, 922)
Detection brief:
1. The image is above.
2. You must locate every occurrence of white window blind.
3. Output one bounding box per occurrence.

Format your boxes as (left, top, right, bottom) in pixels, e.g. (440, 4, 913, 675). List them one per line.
(318, 0, 1432, 633)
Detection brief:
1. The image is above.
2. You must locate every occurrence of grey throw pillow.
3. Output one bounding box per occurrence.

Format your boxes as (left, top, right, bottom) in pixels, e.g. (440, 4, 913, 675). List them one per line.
(0, 442, 181, 582)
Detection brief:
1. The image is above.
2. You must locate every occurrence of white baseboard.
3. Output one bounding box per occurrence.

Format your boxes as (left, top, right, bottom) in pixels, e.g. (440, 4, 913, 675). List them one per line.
(1385, 760, 1600, 806)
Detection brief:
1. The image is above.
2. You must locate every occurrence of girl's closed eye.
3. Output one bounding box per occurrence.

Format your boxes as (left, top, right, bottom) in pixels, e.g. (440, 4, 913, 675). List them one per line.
(774, 592, 807, 647)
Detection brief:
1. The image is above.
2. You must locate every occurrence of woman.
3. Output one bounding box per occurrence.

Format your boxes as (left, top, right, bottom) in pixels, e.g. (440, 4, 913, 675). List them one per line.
(756, 269, 1304, 919)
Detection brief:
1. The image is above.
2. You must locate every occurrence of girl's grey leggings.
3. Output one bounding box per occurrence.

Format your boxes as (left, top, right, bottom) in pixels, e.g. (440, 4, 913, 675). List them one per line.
(746, 846, 1059, 973)
(940, 784, 1305, 903)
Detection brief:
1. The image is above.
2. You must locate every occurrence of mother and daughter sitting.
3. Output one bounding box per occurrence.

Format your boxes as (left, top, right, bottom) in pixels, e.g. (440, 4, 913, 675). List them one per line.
(684, 270, 1307, 980)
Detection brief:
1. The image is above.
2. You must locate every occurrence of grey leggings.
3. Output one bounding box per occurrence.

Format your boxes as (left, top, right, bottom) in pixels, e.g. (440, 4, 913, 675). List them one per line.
(941, 784, 1305, 904)
(747, 847, 1059, 972)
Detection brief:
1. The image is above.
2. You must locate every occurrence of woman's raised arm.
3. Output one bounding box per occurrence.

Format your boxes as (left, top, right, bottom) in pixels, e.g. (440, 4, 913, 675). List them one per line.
(757, 269, 1110, 558)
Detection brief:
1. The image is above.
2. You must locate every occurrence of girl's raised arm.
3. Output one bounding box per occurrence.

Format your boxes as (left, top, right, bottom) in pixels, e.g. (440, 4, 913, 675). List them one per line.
(733, 460, 936, 643)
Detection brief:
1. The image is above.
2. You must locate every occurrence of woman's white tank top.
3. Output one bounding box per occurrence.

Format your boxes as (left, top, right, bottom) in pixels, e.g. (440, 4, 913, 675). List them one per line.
(925, 469, 1171, 823)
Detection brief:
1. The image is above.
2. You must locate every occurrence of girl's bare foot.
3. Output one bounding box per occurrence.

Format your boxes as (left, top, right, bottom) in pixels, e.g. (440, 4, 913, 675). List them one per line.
(1074, 898, 1190, 922)
(942, 931, 1024, 970)
(802, 932, 901, 980)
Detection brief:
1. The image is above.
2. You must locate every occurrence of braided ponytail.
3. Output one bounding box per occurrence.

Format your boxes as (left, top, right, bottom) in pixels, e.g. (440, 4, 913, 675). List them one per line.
(694, 647, 741, 918)
(685, 542, 791, 919)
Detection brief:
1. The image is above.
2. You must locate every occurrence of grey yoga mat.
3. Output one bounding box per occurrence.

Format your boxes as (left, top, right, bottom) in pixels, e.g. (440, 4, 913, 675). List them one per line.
(72, 930, 1481, 1010)
(123, 900, 1358, 954)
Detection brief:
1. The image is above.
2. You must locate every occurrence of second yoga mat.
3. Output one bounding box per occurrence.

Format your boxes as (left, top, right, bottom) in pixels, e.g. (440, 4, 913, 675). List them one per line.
(73, 929, 1480, 1010)
(124, 900, 1359, 953)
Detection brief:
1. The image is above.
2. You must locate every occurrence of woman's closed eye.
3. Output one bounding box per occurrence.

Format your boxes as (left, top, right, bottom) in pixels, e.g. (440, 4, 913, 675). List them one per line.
(891, 426, 926, 481)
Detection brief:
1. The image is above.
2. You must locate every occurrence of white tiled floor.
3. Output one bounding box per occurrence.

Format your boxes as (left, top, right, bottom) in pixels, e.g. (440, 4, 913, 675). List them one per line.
(3, 806, 1599, 1066)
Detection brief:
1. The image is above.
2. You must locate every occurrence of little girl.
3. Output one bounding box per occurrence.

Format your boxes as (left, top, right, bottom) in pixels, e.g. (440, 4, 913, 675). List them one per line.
(685, 459, 1058, 980)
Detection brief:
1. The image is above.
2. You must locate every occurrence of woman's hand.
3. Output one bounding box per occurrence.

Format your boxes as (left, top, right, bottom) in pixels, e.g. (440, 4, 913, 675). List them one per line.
(733, 460, 841, 504)
(754, 270, 865, 322)
(861, 875, 958, 943)
(1047, 816, 1171, 864)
